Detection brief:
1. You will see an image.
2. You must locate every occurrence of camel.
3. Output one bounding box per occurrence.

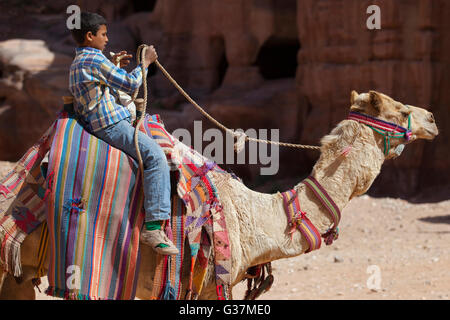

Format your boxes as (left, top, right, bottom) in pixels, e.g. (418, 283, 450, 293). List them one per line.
(0, 90, 438, 300)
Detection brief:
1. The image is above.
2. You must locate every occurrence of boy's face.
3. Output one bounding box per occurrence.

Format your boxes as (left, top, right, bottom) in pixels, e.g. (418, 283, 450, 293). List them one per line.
(85, 24, 108, 51)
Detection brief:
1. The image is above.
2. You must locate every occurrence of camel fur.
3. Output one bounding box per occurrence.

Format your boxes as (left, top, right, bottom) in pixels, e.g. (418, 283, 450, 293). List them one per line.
(0, 90, 438, 300)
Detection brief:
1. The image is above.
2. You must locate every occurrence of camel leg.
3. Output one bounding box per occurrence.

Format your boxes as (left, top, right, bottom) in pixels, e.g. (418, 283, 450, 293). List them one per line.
(0, 266, 37, 300)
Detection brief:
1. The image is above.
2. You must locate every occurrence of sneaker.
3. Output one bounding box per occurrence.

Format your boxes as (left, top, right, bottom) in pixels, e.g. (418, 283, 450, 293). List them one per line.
(140, 229, 179, 255)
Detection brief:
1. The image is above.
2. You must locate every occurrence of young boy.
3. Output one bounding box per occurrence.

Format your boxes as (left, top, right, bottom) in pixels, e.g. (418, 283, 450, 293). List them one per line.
(69, 12, 178, 255)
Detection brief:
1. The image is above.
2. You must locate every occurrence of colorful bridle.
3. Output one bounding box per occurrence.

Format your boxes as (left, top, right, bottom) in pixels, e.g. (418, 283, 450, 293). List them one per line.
(348, 109, 412, 155)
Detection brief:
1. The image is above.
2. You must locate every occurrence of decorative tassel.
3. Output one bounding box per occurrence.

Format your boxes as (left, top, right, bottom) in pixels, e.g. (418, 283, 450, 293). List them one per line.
(216, 285, 225, 300)
(288, 210, 306, 241)
(322, 228, 339, 246)
(63, 198, 85, 215)
(394, 144, 405, 157)
(405, 131, 412, 141)
(45, 286, 54, 297)
(162, 284, 177, 300)
(13, 245, 21, 277)
(288, 224, 297, 241)
(161, 255, 177, 300)
(340, 145, 352, 157)
(0, 218, 24, 277)
(184, 256, 196, 300)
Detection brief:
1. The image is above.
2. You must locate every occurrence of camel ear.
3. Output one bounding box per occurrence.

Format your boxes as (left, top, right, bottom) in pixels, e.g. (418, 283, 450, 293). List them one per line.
(350, 90, 358, 105)
(369, 90, 383, 112)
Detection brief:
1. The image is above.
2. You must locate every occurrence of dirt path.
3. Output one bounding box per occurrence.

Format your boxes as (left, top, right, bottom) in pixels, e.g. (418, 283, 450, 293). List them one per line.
(1, 161, 449, 300)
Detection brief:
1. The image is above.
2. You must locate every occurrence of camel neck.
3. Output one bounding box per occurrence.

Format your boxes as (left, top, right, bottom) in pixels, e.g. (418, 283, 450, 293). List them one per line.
(310, 122, 386, 211)
(270, 123, 385, 260)
(229, 122, 387, 282)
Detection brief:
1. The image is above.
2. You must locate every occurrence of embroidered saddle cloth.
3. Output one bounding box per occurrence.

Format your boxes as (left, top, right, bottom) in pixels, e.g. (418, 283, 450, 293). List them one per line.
(0, 105, 233, 300)
(0, 124, 54, 277)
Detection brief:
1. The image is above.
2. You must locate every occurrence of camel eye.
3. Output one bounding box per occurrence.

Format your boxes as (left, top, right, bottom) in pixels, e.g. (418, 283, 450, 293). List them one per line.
(429, 113, 435, 123)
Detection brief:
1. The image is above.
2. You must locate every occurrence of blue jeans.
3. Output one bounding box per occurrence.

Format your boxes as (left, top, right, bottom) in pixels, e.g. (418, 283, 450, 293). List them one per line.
(93, 118, 171, 222)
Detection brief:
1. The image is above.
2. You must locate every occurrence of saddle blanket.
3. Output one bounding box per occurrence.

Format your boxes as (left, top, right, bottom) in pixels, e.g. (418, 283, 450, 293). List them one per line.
(0, 124, 53, 277)
(1, 107, 233, 300)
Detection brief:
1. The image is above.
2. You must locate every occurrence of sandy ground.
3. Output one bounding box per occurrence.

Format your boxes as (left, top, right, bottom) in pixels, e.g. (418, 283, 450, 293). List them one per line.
(1, 161, 449, 300)
(234, 195, 450, 300)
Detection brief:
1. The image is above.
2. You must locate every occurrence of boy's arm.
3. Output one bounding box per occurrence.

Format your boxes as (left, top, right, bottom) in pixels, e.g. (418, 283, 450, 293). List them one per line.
(97, 56, 147, 95)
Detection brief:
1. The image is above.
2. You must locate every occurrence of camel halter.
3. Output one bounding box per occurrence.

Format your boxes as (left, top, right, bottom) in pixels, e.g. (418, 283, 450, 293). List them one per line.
(348, 110, 412, 156)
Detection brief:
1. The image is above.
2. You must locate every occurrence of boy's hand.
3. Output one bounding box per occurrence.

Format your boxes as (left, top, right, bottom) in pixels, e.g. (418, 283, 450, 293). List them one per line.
(143, 45, 158, 68)
(111, 51, 133, 68)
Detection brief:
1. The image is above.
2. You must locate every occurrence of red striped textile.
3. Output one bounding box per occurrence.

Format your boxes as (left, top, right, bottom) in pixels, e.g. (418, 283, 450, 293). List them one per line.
(45, 112, 145, 300)
(348, 111, 412, 140)
(1, 107, 234, 300)
(0, 122, 55, 276)
(303, 176, 341, 245)
(281, 189, 321, 253)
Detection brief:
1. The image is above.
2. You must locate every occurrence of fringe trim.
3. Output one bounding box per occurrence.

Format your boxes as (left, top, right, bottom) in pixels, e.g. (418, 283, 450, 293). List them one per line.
(45, 286, 108, 300)
(0, 226, 23, 277)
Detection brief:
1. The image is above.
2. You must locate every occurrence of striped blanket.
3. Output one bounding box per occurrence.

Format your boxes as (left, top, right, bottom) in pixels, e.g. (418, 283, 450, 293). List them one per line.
(1, 107, 233, 300)
(44, 112, 146, 300)
(147, 118, 233, 299)
(0, 124, 54, 277)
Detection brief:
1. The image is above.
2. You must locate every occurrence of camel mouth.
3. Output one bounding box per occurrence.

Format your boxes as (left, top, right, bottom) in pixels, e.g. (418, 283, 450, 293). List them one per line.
(425, 128, 439, 140)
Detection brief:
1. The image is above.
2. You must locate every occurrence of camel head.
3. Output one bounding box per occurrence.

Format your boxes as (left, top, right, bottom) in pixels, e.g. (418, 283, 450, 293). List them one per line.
(349, 90, 438, 158)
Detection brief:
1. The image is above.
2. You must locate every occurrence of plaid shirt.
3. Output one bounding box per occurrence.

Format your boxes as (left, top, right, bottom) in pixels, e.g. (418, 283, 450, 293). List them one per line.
(69, 47, 144, 132)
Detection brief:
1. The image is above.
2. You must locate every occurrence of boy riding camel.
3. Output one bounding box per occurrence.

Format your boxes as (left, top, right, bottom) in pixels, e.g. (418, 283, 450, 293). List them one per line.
(69, 12, 178, 255)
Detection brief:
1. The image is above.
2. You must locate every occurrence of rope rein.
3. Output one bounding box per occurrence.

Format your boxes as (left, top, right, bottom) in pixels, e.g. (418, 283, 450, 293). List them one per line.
(131, 44, 320, 154)
(154, 59, 321, 151)
(132, 44, 149, 183)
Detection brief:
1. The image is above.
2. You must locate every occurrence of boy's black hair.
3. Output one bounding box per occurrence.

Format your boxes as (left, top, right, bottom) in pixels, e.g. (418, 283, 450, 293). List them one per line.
(71, 12, 107, 45)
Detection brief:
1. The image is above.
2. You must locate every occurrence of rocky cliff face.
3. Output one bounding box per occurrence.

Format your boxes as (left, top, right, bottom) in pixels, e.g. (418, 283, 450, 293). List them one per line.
(295, 0, 450, 197)
(0, 0, 448, 198)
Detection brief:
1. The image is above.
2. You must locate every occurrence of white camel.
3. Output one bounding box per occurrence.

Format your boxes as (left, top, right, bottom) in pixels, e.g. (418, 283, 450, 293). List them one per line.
(0, 90, 438, 300)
